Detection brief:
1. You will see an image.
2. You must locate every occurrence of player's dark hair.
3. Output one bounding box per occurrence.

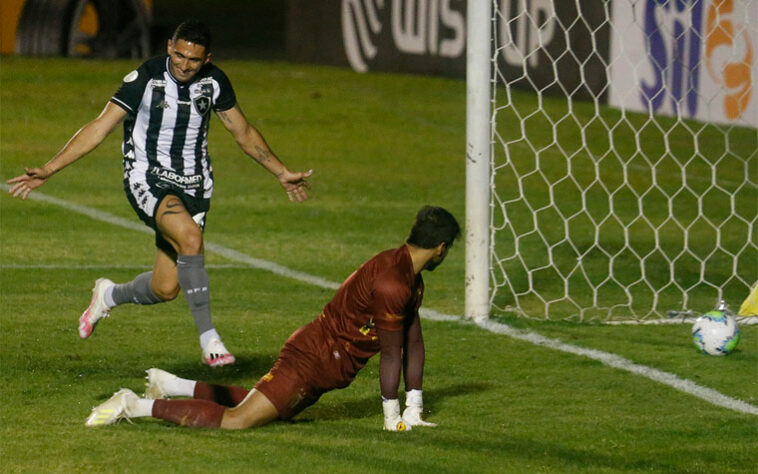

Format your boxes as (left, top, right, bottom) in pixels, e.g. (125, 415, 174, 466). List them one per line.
(407, 206, 461, 249)
(172, 18, 212, 51)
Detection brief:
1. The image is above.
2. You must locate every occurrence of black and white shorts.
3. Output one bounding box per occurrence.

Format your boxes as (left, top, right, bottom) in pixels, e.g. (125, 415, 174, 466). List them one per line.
(124, 177, 210, 256)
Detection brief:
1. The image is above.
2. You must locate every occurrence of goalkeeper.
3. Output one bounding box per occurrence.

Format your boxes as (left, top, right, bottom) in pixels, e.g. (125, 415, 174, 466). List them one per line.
(85, 206, 460, 431)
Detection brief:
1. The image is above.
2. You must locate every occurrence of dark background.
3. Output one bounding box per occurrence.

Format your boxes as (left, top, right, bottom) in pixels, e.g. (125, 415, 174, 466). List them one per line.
(11, 0, 612, 100)
(151, 0, 287, 59)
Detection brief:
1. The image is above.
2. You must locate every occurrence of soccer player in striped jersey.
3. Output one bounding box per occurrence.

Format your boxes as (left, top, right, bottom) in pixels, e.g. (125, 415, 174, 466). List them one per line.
(6, 19, 313, 367)
(84, 207, 460, 431)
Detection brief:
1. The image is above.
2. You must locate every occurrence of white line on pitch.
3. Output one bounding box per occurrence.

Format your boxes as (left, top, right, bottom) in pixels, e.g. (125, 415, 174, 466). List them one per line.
(472, 316, 758, 416)
(2, 184, 756, 417)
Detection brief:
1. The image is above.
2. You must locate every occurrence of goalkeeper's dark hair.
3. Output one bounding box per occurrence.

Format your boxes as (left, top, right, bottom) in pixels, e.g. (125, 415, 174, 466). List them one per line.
(406, 206, 461, 249)
(172, 18, 212, 51)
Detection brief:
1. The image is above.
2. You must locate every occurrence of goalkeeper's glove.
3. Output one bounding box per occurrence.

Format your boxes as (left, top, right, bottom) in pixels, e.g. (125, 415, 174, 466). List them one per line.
(382, 398, 410, 432)
(402, 389, 437, 427)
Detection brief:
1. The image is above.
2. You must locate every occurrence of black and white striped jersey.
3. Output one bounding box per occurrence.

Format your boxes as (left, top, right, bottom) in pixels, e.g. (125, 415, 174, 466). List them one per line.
(110, 56, 237, 199)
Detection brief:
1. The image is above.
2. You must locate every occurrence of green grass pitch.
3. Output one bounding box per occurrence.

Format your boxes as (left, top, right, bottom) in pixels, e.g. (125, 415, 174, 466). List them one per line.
(1, 57, 756, 473)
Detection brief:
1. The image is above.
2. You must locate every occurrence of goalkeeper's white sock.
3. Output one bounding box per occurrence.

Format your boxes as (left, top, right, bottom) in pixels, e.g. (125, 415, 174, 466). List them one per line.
(406, 389, 423, 407)
(165, 375, 197, 398)
(127, 398, 154, 418)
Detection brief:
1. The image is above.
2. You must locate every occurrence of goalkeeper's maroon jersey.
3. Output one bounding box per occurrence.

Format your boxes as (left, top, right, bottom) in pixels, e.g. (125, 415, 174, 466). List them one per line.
(320, 245, 424, 359)
(254, 245, 425, 418)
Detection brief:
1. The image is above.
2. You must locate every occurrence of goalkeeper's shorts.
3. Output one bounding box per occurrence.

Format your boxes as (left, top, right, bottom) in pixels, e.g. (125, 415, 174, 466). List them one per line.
(254, 318, 364, 419)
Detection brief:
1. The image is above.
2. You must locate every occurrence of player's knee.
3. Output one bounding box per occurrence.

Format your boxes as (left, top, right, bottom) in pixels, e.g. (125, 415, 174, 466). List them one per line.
(177, 226, 203, 255)
(220, 394, 278, 429)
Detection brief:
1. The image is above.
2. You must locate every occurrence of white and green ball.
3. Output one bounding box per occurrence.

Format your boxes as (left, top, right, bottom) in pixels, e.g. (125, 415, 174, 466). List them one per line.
(691, 310, 740, 356)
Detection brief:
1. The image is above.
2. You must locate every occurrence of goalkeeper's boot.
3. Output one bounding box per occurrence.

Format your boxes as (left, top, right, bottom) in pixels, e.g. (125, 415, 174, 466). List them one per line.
(202, 339, 235, 367)
(79, 278, 114, 339)
(144, 368, 178, 400)
(85, 388, 138, 426)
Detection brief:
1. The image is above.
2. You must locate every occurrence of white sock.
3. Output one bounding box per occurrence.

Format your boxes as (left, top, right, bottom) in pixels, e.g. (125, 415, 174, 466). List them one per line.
(104, 285, 116, 308)
(166, 376, 197, 397)
(199, 328, 221, 349)
(127, 398, 154, 418)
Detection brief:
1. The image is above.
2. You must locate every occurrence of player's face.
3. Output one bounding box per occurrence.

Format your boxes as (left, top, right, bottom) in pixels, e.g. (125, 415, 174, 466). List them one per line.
(424, 244, 449, 272)
(167, 39, 210, 83)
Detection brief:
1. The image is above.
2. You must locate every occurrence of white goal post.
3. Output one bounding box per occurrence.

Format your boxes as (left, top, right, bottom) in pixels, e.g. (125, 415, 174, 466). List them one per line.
(466, 0, 757, 322)
(465, 0, 493, 321)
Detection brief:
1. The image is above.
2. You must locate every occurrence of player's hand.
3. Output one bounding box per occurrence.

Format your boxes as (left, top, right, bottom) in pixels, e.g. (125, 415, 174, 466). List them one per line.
(382, 398, 410, 432)
(6, 167, 52, 199)
(402, 389, 437, 427)
(278, 168, 313, 203)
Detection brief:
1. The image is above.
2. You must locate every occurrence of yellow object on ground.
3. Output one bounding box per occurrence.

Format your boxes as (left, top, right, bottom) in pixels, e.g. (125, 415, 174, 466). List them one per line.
(738, 283, 758, 316)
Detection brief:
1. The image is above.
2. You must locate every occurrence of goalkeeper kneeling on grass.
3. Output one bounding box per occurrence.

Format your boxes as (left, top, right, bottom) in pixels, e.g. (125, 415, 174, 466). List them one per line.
(86, 206, 460, 431)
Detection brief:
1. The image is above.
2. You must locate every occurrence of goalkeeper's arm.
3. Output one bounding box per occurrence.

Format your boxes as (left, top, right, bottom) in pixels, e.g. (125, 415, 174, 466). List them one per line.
(376, 315, 436, 431)
(401, 313, 436, 427)
(377, 327, 408, 431)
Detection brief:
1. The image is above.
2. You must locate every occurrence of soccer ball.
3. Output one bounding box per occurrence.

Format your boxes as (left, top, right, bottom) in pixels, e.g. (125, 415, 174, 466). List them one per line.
(691, 310, 740, 356)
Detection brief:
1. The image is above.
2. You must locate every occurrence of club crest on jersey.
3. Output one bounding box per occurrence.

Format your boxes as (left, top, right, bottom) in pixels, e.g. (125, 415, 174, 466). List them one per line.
(193, 84, 213, 116)
(192, 96, 210, 115)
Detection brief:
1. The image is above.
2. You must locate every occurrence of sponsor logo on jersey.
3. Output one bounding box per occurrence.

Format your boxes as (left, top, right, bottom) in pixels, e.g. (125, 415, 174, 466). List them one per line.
(149, 166, 203, 189)
(359, 317, 375, 336)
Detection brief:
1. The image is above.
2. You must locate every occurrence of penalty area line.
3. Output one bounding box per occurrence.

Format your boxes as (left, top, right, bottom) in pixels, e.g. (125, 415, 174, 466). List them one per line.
(3, 184, 756, 417)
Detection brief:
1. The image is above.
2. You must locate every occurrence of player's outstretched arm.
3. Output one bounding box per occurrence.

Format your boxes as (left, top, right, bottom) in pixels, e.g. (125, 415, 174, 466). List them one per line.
(216, 104, 312, 202)
(6, 102, 126, 199)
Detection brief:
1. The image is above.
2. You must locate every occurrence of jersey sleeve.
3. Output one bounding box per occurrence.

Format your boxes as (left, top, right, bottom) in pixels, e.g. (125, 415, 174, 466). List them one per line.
(371, 276, 411, 333)
(211, 68, 236, 112)
(110, 65, 150, 115)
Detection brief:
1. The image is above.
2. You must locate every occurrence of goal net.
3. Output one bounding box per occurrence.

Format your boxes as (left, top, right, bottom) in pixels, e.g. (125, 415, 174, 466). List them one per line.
(466, 0, 757, 322)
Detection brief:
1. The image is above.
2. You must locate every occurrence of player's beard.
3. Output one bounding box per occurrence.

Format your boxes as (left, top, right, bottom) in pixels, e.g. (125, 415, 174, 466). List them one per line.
(425, 257, 443, 271)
